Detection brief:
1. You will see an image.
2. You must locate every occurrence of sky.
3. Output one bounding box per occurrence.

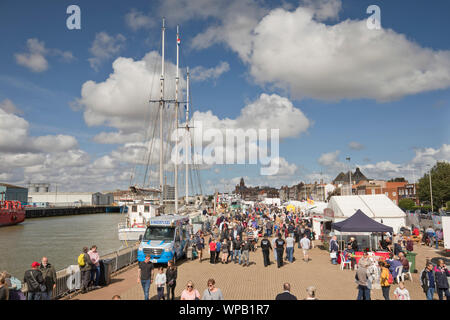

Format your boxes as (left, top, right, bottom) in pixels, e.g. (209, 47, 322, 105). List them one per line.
(0, 0, 449, 194)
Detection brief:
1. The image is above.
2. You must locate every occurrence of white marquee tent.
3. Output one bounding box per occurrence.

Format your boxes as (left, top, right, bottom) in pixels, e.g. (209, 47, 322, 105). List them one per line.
(327, 195, 406, 233)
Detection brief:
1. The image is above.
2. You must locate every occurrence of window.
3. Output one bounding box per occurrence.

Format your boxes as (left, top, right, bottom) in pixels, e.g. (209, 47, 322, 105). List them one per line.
(132, 205, 137, 212)
(385, 192, 389, 196)
(393, 192, 396, 196)
(144, 206, 149, 212)
(371, 189, 375, 195)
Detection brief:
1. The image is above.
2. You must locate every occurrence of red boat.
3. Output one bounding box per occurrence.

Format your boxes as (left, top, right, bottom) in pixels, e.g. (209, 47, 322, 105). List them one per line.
(0, 200, 26, 227)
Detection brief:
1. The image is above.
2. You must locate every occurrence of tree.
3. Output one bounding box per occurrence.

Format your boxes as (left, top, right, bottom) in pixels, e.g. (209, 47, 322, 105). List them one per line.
(398, 198, 415, 211)
(417, 161, 450, 209)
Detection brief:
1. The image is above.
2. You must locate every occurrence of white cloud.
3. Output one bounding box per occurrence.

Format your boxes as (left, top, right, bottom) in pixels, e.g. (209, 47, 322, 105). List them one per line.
(0, 99, 23, 115)
(93, 131, 145, 144)
(349, 141, 365, 150)
(301, 0, 342, 21)
(190, 61, 230, 82)
(172, 1, 450, 101)
(14, 38, 74, 72)
(33, 135, 79, 153)
(88, 32, 126, 71)
(125, 9, 154, 31)
(192, 93, 310, 139)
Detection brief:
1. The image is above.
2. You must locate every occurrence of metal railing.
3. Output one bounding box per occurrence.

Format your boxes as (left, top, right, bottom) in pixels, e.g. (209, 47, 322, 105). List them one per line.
(23, 245, 139, 299)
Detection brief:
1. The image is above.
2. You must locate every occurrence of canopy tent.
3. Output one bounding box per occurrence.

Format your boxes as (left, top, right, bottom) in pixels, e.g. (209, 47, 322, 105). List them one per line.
(331, 209, 393, 233)
(327, 195, 406, 233)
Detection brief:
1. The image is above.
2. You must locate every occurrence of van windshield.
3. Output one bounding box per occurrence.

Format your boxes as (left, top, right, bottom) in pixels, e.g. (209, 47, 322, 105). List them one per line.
(143, 226, 175, 241)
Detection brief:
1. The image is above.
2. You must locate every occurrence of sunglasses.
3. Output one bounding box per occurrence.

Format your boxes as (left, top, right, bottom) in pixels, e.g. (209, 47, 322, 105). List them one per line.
(187, 285, 193, 288)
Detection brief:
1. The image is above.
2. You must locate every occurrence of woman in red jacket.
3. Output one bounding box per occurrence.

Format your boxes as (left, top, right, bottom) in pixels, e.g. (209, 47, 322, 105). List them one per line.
(209, 239, 217, 264)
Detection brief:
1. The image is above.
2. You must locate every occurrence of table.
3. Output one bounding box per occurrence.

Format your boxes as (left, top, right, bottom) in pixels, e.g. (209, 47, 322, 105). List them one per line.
(353, 251, 390, 264)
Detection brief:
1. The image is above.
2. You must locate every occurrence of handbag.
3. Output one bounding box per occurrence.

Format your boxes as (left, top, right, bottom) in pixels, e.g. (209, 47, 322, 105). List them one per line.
(330, 252, 337, 259)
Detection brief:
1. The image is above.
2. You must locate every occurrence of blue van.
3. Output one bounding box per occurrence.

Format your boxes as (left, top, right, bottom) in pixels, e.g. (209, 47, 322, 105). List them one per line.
(137, 215, 190, 264)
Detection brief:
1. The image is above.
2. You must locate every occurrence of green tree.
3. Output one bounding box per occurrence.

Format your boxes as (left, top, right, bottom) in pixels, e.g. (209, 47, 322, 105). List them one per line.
(417, 161, 450, 210)
(398, 198, 415, 211)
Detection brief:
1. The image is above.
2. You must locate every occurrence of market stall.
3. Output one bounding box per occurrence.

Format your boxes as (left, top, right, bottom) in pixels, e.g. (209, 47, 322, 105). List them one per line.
(331, 209, 393, 252)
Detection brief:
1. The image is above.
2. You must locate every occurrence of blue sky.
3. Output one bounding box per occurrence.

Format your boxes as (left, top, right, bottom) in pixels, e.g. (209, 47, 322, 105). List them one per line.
(0, 0, 449, 193)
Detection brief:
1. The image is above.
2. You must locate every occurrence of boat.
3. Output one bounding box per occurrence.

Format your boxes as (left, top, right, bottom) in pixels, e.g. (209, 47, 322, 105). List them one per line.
(0, 200, 26, 227)
(118, 19, 204, 245)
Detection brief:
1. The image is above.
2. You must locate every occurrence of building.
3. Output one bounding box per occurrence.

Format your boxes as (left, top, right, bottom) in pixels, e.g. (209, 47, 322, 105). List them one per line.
(398, 183, 419, 205)
(234, 178, 279, 201)
(28, 191, 114, 206)
(333, 168, 368, 185)
(0, 183, 28, 203)
(163, 185, 175, 201)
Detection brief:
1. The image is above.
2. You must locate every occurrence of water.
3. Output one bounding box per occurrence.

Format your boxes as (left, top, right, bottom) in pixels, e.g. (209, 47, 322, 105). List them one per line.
(0, 213, 125, 279)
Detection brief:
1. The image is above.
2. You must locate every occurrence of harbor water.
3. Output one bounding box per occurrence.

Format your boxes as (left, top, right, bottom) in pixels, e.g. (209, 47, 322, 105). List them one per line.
(0, 213, 125, 279)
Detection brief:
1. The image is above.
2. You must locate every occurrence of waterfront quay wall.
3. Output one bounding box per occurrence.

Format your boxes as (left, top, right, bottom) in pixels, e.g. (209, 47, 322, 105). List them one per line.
(25, 206, 117, 218)
(23, 245, 139, 299)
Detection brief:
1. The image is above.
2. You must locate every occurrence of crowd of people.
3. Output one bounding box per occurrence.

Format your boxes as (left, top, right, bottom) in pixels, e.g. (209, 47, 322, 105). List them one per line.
(187, 204, 317, 269)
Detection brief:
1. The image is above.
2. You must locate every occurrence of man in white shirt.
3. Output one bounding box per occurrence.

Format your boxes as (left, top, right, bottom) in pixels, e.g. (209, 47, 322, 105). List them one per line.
(300, 234, 311, 262)
(285, 235, 295, 263)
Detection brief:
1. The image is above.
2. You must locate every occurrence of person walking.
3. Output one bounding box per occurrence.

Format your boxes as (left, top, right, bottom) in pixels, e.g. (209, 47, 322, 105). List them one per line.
(379, 261, 391, 300)
(393, 281, 410, 300)
(227, 235, 234, 263)
(241, 238, 251, 267)
(233, 235, 242, 264)
(274, 234, 286, 268)
(260, 235, 272, 267)
(181, 281, 200, 300)
(155, 267, 166, 300)
(329, 235, 339, 265)
(285, 233, 295, 263)
(197, 234, 205, 262)
(304, 286, 318, 300)
(221, 239, 228, 264)
(420, 262, 436, 300)
(275, 283, 297, 300)
(209, 238, 217, 264)
(166, 260, 177, 300)
(299, 234, 311, 263)
(39, 257, 56, 300)
(88, 245, 101, 289)
(202, 278, 223, 300)
(434, 259, 450, 300)
(355, 262, 371, 300)
(271, 236, 278, 262)
(137, 255, 154, 301)
(23, 262, 45, 300)
(78, 247, 94, 294)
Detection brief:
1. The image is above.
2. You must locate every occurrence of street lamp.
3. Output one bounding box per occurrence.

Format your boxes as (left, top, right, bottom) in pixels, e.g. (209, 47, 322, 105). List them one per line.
(427, 164, 434, 212)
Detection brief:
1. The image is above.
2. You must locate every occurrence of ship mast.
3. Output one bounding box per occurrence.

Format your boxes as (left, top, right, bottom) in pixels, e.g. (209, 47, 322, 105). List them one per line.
(174, 25, 180, 213)
(185, 67, 190, 206)
(159, 18, 165, 206)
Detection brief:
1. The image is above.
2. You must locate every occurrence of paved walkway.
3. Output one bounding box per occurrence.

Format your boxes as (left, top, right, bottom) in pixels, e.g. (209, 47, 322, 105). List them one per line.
(71, 239, 447, 300)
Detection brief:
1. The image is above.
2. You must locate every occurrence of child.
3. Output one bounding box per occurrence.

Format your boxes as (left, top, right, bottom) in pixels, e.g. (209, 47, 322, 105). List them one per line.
(393, 281, 410, 300)
(155, 267, 166, 300)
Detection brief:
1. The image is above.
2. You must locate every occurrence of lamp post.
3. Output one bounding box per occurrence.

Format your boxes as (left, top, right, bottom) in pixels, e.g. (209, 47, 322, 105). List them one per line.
(346, 157, 351, 195)
(428, 165, 434, 212)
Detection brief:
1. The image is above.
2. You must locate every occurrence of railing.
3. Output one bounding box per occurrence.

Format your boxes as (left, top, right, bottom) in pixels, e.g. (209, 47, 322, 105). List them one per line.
(23, 245, 139, 299)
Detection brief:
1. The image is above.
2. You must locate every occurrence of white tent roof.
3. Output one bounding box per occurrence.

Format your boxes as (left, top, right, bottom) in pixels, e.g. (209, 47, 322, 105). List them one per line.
(328, 195, 406, 219)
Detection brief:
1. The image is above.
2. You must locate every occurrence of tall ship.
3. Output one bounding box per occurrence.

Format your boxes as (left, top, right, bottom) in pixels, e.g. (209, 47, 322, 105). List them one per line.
(0, 200, 26, 227)
(118, 19, 203, 244)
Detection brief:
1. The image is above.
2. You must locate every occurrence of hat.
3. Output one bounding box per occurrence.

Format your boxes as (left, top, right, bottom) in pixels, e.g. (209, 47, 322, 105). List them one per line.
(31, 261, 40, 268)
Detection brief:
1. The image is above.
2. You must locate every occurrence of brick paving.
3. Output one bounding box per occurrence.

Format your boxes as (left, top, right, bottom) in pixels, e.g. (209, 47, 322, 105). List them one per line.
(72, 238, 446, 300)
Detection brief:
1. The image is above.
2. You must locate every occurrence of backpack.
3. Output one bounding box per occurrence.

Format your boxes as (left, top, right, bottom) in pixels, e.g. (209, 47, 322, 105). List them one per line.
(78, 253, 85, 267)
(388, 272, 394, 285)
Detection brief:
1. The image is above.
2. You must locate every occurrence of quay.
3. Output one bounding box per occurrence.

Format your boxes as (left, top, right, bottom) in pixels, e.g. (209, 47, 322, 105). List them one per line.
(66, 238, 446, 300)
(25, 206, 121, 218)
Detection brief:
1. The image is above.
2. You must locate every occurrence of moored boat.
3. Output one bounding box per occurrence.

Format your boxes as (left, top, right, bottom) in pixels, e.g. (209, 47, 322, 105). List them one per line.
(0, 200, 26, 227)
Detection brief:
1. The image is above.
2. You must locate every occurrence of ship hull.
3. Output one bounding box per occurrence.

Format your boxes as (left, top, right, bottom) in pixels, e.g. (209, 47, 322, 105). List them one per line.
(0, 209, 26, 227)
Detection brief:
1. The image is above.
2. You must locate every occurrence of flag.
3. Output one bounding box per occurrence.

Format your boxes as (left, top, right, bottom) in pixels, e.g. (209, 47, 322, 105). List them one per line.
(177, 37, 180, 45)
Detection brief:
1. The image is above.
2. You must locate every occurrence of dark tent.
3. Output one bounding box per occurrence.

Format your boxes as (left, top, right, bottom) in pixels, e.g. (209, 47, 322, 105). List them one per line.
(331, 209, 393, 233)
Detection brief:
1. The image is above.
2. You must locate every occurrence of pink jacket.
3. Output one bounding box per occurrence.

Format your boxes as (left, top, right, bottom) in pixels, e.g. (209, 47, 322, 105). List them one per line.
(88, 250, 100, 267)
